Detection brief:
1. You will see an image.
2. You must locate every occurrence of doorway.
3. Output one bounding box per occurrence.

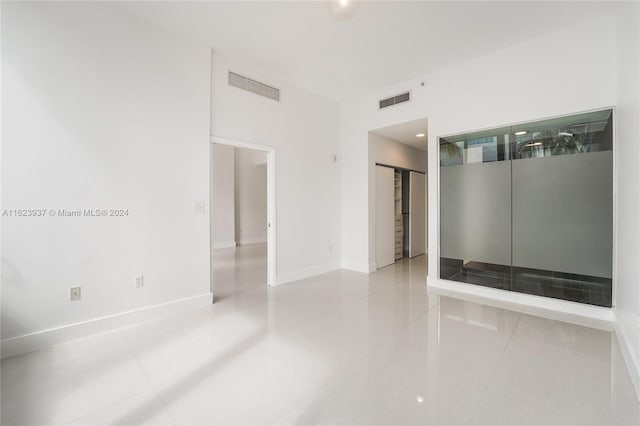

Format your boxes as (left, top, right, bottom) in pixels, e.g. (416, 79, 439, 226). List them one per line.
(374, 165, 426, 268)
(368, 118, 428, 272)
(210, 137, 276, 297)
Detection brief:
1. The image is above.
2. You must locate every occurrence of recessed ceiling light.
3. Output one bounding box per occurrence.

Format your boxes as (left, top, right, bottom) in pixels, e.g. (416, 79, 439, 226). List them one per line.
(416, 133, 425, 138)
(559, 131, 574, 137)
(525, 142, 543, 147)
(514, 131, 528, 136)
(328, 0, 358, 20)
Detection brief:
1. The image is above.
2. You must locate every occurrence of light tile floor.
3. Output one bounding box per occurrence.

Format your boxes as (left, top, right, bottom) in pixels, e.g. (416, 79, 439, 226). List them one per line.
(2, 243, 639, 425)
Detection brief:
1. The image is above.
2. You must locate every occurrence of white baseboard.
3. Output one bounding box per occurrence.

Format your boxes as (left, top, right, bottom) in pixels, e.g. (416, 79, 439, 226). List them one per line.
(274, 262, 340, 286)
(212, 241, 236, 249)
(341, 260, 377, 274)
(1, 292, 213, 359)
(428, 278, 615, 325)
(237, 237, 267, 246)
(614, 319, 640, 401)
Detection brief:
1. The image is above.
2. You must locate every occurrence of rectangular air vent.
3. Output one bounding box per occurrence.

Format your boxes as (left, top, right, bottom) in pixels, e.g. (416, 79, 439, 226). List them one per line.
(379, 91, 410, 109)
(229, 71, 280, 101)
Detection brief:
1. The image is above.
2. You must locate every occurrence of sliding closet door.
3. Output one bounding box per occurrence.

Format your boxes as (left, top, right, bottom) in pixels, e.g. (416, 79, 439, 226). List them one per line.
(409, 171, 426, 258)
(375, 166, 395, 269)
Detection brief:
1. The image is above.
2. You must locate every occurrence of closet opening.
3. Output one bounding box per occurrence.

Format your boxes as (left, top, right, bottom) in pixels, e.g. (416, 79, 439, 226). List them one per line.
(368, 117, 428, 272)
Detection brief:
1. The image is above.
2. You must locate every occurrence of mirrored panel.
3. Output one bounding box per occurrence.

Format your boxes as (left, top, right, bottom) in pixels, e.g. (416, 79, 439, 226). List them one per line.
(440, 126, 512, 290)
(512, 109, 613, 159)
(439, 109, 613, 307)
(440, 126, 511, 167)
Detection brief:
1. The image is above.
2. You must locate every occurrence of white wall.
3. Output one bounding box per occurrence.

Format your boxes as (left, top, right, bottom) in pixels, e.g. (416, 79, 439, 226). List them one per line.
(368, 133, 427, 173)
(234, 148, 267, 245)
(341, 11, 618, 275)
(211, 144, 236, 248)
(1, 2, 211, 346)
(614, 2, 640, 397)
(211, 52, 341, 284)
(368, 132, 427, 267)
(342, 7, 640, 393)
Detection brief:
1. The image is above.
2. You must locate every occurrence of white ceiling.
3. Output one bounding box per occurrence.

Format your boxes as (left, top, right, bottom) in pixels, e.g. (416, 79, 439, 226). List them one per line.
(371, 118, 429, 151)
(116, 1, 619, 101)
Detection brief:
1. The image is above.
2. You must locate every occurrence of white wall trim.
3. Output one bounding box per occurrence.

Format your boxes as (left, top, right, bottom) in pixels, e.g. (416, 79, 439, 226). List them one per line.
(341, 260, 377, 274)
(237, 237, 267, 246)
(428, 278, 615, 324)
(274, 262, 340, 286)
(1, 292, 213, 359)
(212, 136, 275, 154)
(212, 241, 236, 249)
(614, 319, 640, 401)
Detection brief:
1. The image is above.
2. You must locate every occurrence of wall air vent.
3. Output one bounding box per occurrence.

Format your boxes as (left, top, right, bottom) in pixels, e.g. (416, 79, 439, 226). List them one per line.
(379, 91, 410, 109)
(228, 71, 280, 101)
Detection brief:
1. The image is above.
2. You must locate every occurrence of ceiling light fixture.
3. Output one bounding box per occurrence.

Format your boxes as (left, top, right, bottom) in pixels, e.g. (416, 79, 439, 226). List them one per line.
(525, 142, 543, 147)
(327, 0, 359, 21)
(416, 133, 426, 138)
(514, 131, 528, 136)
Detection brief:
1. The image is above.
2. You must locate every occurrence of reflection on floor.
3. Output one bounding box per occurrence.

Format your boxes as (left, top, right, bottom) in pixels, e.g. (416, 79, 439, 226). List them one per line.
(2, 245, 639, 425)
(212, 242, 268, 300)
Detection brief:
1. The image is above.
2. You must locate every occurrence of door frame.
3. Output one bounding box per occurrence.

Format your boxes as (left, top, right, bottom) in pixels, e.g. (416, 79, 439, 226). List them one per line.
(373, 163, 427, 268)
(408, 170, 426, 258)
(374, 164, 396, 269)
(210, 136, 277, 288)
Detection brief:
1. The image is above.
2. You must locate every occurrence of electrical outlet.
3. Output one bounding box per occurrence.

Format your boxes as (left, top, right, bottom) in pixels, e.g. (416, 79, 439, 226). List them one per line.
(70, 286, 81, 301)
(134, 275, 144, 289)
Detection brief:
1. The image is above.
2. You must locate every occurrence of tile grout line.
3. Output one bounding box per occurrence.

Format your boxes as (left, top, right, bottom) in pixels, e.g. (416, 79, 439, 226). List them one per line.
(124, 335, 178, 426)
(267, 360, 366, 426)
(272, 269, 425, 335)
(57, 335, 168, 426)
(60, 387, 153, 426)
(467, 309, 524, 426)
(501, 309, 523, 358)
(467, 384, 490, 426)
(266, 387, 316, 425)
(426, 298, 441, 313)
(408, 298, 437, 326)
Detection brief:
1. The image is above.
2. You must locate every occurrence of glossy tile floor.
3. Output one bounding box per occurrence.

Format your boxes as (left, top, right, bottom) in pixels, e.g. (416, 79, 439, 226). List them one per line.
(2, 243, 639, 425)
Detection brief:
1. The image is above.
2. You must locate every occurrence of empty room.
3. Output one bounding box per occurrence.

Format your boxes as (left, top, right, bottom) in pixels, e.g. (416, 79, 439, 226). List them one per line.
(2, 1, 640, 425)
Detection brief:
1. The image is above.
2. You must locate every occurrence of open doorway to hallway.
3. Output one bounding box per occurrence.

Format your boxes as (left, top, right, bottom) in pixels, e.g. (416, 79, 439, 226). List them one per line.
(211, 141, 273, 299)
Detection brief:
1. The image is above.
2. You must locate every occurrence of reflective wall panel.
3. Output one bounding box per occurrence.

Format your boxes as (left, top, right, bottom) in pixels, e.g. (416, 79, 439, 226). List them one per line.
(439, 109, 613, 307)
(440, 161, 512, 266)
(512, 151, 613, 278)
